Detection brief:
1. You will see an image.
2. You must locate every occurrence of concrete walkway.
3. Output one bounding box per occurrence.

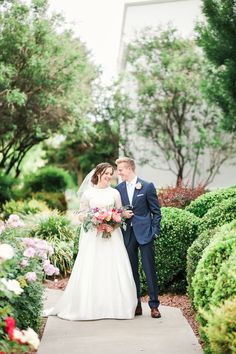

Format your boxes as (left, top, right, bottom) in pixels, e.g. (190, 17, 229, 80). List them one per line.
(37, 289, 202, 354)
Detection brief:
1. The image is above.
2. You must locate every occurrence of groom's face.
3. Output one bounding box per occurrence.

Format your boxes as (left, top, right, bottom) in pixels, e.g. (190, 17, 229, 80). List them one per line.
(116, 163, 132, 181)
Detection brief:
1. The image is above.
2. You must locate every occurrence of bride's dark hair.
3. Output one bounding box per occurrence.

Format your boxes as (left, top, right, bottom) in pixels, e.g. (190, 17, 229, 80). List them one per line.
(91, 163, 114, 185)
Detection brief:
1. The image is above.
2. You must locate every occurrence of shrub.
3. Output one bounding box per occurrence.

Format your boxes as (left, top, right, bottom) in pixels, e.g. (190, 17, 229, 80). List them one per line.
(139, 207, 199, 294)
(186, 187, 236, 218)
(158, 180, 205, 208)
(0, 173, 17, 208)
(187, 220, 236, 302)
(200, 197, 236, 232)
(211, 250, 236, 306)
(24, 166, 73, 193)
(12, 281, 44, 332)
(29, 213, 78, 275)
(205, 296, 236, 354)
(192, 225, 236, 312)
(2, 199, 50, 219)
(33, 191, 67, 211)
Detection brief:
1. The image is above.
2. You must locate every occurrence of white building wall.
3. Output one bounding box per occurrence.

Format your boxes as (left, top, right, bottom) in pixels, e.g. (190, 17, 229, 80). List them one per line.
(118, 0, 236, 188)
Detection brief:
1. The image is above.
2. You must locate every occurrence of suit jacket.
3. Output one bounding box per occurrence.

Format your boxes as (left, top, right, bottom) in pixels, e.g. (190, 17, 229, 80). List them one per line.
(116, 178, 161, 245)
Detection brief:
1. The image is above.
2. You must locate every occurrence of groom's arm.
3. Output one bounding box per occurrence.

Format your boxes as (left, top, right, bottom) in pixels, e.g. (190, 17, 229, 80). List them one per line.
(146, 183, 162, 236)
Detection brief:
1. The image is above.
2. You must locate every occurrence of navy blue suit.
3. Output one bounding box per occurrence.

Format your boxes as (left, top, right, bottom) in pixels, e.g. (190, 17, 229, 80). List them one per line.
(116, 178, 161, 308)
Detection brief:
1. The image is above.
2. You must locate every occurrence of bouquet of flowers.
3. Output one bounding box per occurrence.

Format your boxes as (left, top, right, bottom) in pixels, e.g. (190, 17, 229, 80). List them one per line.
(82, 207, 126, 238)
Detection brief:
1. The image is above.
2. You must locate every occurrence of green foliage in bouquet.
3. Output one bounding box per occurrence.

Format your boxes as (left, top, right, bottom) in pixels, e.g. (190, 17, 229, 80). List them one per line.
(186, 187, 236, 218)
(139, 207, 199, 294)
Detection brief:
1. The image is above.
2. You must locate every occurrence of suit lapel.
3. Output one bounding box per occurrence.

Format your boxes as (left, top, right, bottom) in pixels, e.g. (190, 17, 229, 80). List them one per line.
(120, 182, 130, 206)
(132, 177, 141, 205)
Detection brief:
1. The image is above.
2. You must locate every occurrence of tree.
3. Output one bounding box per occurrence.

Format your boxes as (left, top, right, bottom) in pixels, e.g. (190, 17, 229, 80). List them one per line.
(43, 83, 133, 184)
(0, 0, 96, 176)
(125, 27, 236, 187)
(197, 0, 236, 132)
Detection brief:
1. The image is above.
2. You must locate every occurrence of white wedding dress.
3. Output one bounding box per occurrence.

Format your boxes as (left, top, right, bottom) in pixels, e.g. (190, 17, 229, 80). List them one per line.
(45, 186, 137, 320)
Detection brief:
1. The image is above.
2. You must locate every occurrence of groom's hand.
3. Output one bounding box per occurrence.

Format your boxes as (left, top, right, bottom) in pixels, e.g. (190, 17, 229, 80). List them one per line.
(123, 210, 134, 219)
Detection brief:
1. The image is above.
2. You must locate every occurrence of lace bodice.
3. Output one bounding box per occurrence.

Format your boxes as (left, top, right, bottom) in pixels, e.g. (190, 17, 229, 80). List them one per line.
(79, 187, 122, 212)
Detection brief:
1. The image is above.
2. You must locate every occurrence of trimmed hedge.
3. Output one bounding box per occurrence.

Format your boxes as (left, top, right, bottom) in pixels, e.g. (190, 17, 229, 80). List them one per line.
(187, 220, 236, 302)
(140, 207, 199, 294)
(206, 296, 236, 354)
(211, 250, 236, 306)
(199, 197, 236, 232)
(186, 187, 236, 218)
(186, 228, 217, 302)
(192, 225, 236, 311)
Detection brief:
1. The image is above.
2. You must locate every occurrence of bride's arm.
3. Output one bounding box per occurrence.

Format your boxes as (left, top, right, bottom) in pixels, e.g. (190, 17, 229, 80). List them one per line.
(77, 192, 89, 222)
(114, 189, 122, 209)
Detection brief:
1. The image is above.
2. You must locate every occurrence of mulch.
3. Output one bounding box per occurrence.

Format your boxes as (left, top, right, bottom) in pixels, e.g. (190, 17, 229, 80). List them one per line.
(43, 278, 203, 347)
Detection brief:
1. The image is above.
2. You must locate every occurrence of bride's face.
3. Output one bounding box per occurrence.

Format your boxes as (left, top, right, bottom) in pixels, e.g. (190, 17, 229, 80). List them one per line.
(99, 167, 113, 185)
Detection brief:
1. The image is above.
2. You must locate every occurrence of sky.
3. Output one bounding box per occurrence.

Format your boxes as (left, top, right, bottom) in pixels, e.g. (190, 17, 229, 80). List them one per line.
(49, 0, 125, 83)
(48, 0, 202, 85)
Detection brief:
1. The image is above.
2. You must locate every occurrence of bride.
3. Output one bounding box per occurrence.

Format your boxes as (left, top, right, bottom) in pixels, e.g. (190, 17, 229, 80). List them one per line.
(44, 162, 137, 320)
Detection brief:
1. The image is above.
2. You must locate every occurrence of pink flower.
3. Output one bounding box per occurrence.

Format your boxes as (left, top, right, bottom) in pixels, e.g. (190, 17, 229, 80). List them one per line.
(6, 214, 24, 228)
(22, 238, 35, 247)
(135, 182, 143, 190)
(44, 264, 56, 276)
(23, 247, 36, 258)
(36, 239, 48, 250)
(20, 259, 29, 267)
(112, 212, 121, 223)
(25, 272, 37, 282)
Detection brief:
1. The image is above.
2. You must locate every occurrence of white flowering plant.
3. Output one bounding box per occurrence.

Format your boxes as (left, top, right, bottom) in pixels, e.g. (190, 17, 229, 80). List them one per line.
(0, 247, 40, 353)
(0, 214, 59, 332)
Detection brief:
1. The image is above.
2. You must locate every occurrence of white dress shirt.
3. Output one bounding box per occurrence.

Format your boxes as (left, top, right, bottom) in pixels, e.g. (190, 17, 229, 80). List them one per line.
(126, 176, 137, 205)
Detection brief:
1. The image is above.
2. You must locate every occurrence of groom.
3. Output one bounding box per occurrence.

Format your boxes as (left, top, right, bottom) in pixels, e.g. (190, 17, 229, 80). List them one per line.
(116, 157, 162, 318)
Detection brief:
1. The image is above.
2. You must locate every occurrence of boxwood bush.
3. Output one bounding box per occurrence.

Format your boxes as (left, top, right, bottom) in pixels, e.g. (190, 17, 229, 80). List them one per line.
(139, 207, 199, 294)
(186, 187, 236, 218)
(192, 225, 236, 312)
(199, 197, 236, 232)
(205, 296, 236, 354)
(187, 220, 236, 302)
(210, 249, 236, 306)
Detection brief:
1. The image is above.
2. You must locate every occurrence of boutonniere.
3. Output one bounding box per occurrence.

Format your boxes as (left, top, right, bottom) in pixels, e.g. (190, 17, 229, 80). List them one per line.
(135, 182, 143, 190)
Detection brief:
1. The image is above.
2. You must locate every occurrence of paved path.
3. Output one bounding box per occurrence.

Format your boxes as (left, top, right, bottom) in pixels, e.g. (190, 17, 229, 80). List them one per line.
(37, 289, 202, 354)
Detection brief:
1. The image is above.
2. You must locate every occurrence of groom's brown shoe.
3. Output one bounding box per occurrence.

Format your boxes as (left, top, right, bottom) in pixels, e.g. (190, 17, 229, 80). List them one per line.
(151, 307, 161, 318)
(135, 304, 142, 316)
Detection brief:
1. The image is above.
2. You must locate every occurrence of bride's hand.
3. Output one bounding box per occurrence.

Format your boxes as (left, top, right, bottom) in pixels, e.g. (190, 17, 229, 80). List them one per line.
(105, 225, 114, 233)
